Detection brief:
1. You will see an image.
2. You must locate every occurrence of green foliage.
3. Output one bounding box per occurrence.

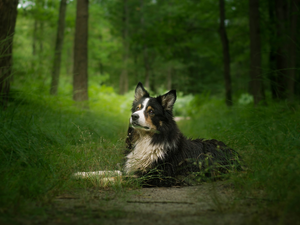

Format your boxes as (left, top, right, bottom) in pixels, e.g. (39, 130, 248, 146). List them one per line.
(14, 0, 122, 92)
(0, 85, 130, 215)
(173, 92, 194, 117)
(179, 100, 300, 221)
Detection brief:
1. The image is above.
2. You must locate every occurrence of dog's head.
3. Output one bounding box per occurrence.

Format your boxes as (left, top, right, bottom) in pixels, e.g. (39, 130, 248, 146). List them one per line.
(129, 82, 176, 132)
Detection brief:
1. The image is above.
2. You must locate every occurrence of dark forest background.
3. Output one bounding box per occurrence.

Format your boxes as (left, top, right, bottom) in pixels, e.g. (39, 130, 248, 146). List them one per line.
(1, 0, 300, 106)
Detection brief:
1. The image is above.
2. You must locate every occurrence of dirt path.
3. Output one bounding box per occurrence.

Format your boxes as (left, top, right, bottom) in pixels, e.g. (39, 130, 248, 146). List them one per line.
(31, 181, 274, 225)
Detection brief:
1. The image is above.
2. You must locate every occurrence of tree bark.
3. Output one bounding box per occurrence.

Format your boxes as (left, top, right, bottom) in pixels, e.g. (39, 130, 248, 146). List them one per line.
(0, 0, 18, 109)
(73, 0, 89, 102)
(119, 0, 129, 95)
(143, 46, 150, 90)
(249, 0, 264, 106)
(140, 0, 150, 90)
(218, 0, 232, 106)
(287, 0, 298, 101)
(274, 0, 289, 99)
(50, 0, 67, 95)
(167, 67, 172, 90)
(39, 21, 44, 54)
(268, 0, 278, 99)
(33, 20, 38, 56)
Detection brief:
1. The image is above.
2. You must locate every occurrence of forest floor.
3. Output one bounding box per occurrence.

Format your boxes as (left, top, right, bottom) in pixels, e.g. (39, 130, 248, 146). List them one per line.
(8, 181, 277, 225)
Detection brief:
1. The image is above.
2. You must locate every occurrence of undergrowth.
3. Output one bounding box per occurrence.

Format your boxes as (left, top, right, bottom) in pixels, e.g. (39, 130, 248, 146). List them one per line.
(0, 88, 129, 217)
(178, 97, 300, 223)
(2, 80, 300, 224)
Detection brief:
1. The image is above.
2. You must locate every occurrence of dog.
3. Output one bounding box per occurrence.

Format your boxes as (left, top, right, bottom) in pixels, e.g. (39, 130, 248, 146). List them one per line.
(123, 82, 241, 186)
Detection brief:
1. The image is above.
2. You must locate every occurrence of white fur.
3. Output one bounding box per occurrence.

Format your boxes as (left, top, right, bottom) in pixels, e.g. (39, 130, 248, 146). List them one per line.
(130, 98, 150, 128)
(73, 170, 122, 178)
(124, 136, 177, 174)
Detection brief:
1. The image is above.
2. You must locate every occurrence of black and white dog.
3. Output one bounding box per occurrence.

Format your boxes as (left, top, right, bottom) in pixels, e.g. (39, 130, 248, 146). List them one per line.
(124, 82, 240, 186)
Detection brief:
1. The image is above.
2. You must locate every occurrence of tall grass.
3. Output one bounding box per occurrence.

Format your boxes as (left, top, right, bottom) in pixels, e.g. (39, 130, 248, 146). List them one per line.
(178, 96, 300, 221)
(0, 88, 130, 215)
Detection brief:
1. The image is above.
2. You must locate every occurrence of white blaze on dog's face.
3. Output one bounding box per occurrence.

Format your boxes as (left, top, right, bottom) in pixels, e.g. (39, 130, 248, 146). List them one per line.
(130, 82, 176, 132)
(130, 82, 157, 131)
(130, 97, 152, 130)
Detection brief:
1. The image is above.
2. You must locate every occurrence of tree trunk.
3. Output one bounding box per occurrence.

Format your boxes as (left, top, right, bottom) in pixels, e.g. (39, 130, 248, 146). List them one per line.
(268, 0, 278, 99)
(39, 21, 44, 54)
(275, 0, 289, 99)
(249, 0, 264, 106)
(119, 0, 129, 95)
(218, 0, 232, 106)
(140, 0, 150, 90)
(50, 0, 67, 95)
(73, 0, 89, 102)
(33, 20, 38, 56)
(144, 46, 150, 90)
(167, 67, 172, 90)
(287, 0, 298, 101)
(0, 0, 18, 109)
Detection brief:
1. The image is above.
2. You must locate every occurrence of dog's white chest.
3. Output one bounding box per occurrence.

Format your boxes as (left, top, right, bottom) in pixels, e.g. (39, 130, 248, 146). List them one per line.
(124, 136, 166, 174)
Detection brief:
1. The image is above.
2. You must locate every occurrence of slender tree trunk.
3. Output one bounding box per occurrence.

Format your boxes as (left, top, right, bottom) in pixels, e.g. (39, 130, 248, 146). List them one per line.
(119, 0, 129, 95)
(287, 0, 298, 101)
(50, 0, 67, 95)
(167, 67, 172, 90)
(275, 0, 289, 99)
(33, 20, 38, 56)
(143, 47, 150, 89)
(140, 0, 150, 90)
(39, 21, 44, 54)
(249, 0, 264, 106)
(119, 51, 128, 94)
(73, 0, 89, 102)
(218, 0, 232, 106)
(268, 0, 278, 99)
(0, 0, 18, 109)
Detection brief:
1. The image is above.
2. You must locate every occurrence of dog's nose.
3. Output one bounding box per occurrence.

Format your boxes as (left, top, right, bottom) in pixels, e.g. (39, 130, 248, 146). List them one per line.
(131, 114, 139, 121)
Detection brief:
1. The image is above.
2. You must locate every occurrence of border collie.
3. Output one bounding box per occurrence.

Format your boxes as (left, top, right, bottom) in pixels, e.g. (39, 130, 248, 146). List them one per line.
(123, 82, 240, 186)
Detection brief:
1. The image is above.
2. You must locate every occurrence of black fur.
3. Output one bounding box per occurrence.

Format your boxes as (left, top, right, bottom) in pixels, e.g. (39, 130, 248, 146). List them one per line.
(124, 82, 241, 187)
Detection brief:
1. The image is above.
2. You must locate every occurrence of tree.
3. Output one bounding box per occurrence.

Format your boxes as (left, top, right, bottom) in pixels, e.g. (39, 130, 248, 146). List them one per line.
(274, 0, 289, 100)
(119, 0, 129, 95)
(0, 0, 18, 109)
(287, 0, 299, 101)
(249, 0, 264, 105)
(140, 0, 150, 89)
(73, 0, 89, 102)
(218, 0, 232, 106)
(267, 0, 277, 100)
(50, 0, 67, 95)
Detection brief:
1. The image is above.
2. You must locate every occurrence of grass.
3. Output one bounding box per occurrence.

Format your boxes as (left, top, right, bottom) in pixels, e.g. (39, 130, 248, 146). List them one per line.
(178, 96, 300, 223)
(0, 87, 130, 217)
(1, 79, 300, 224)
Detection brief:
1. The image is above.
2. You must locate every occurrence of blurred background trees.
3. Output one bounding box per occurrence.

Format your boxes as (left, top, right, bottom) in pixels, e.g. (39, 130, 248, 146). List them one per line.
(1, 0, 300, 105)
(73, 0, 89, 101)
(0, 0, 18, 109)
(50, 0, 67, 95)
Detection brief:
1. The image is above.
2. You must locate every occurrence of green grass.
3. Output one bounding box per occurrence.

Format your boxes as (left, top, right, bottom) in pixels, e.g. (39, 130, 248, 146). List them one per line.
(2, 79, 300, 224)
(178, 97, 300, 222)
(0, 87, 130, 216)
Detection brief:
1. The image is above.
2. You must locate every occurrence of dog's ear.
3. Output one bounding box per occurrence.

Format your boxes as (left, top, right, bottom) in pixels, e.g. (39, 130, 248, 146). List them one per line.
(158, 90, 176, 111)
(134, 82, 149, 102)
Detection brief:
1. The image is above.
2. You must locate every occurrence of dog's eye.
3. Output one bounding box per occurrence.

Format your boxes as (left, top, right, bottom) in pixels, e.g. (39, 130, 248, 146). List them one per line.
(135, 106, 141, 111)
(148, 110, 154, 115)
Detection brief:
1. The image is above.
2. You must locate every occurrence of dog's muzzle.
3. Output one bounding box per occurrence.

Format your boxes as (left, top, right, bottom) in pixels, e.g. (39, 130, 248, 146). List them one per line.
(130, 113, 150, 130)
